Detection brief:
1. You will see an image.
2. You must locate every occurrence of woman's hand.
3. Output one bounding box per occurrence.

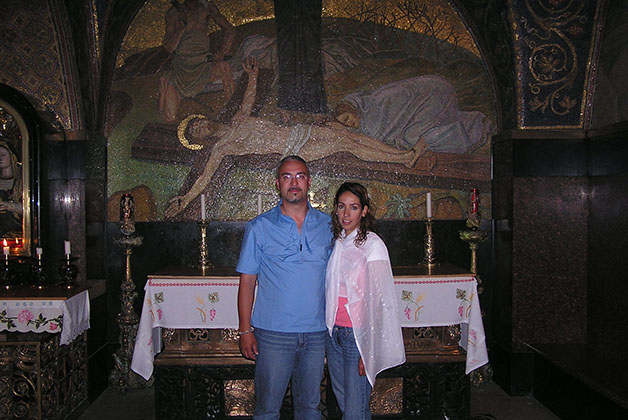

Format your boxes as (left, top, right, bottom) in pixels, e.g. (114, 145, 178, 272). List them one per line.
(358, 357, 366, 376)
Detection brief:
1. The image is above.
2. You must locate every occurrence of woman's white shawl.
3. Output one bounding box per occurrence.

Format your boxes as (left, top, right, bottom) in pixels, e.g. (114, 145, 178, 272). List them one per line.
(326, 230, 406, 386)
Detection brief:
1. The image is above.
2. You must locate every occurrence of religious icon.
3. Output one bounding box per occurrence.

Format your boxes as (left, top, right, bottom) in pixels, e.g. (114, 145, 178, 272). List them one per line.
(119, 193, 136, 236)
(0, 101, 31, 256)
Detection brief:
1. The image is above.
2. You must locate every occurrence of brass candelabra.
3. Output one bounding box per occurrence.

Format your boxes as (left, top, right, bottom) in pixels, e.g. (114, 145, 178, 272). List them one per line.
(58, 255, 79, 289)
(32, 253, 48, 290)
(422, 217, 437, 267)
(1, 254, 14, 290)
(198, 219, 213, 270)
(458, 188, 492, 385)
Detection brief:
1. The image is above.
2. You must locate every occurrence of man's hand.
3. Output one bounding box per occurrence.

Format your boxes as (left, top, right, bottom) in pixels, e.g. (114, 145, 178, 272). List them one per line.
(242, 56, 259, 81)
(358, 357, 366, 376)
(165, 196, 185, 219)
(239, 332, 259, 360)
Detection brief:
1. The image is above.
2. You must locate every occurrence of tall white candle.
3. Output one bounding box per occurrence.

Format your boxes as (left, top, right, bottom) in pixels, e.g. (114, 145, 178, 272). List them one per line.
(200, 194, 206, 220)
(426, 192, 432, 218)
(64, 240, 71, 255)
(257, 194, 262, 216)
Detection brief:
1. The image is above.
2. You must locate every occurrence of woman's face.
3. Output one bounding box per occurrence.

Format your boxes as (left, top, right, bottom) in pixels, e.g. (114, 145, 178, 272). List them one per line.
(0, 147, 11, 171)
(336, 191, 367, 236)
(336, 111, 360, 129)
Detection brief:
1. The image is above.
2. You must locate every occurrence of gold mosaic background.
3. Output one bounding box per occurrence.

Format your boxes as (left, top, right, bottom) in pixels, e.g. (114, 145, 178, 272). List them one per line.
(0, 0, 76, 129)
(107, 0, 495, 222)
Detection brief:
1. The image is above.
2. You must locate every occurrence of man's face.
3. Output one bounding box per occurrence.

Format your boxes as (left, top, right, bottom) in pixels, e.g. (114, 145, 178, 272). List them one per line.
(336, 111, 360, 129)
(276, 160, 311, 204)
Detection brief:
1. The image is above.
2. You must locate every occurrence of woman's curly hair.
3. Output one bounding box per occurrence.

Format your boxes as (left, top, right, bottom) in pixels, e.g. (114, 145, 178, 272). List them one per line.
(331, 182, 377, 246)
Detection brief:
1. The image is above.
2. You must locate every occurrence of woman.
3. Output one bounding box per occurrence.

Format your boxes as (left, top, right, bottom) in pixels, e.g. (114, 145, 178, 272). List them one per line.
(326, 182, 405, 419)
(0, 141, 22, 236)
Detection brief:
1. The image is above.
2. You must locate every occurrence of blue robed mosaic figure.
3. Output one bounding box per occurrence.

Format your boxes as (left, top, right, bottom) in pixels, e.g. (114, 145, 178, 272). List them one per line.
(236, 155, 333, 419)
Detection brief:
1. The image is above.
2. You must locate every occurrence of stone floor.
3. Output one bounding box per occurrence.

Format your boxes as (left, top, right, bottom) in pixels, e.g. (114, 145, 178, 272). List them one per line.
(76, 380, 560, 420)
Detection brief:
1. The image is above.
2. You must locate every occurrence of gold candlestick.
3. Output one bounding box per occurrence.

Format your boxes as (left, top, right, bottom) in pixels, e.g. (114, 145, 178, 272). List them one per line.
(198, 220, 213, 270)
(422, 217, 437, 267)
(459, 228, 488, 276)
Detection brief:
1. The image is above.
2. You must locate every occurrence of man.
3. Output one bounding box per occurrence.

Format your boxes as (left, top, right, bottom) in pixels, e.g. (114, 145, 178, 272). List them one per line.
(159, 0, 235, 122)
(236, 155, 332, 419)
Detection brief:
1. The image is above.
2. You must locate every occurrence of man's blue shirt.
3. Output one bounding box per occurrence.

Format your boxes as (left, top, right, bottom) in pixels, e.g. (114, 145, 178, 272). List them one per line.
(236, 202, 332, 332)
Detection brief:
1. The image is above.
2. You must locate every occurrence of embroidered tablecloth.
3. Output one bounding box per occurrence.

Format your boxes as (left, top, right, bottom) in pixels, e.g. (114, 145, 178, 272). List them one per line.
(131, 276, 240, 380)
(132, 274, 488, 380)
(0, 289, 91, 345)
(395, 275, 488, 374)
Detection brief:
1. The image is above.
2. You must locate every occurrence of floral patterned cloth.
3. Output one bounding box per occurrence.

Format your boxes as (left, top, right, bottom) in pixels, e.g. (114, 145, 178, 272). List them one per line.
(131, 277, 240, 380)
(0, 290, 90, 345)
(395, 275, 488, 374)
(130, 275, 488, 380)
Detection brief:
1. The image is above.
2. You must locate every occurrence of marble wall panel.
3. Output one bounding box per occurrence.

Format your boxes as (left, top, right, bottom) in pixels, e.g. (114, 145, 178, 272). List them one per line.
(512, 177, 588, 344)
(588, 173, 628, 357)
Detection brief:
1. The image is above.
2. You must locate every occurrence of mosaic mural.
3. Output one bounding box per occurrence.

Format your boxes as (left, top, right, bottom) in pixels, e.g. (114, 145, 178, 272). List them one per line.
(511, 0, 601, 129)
(106, 0, 496, 222)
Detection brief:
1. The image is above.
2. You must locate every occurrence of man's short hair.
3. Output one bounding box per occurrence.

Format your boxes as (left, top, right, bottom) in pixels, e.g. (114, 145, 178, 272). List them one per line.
(276, 155, 310, 179)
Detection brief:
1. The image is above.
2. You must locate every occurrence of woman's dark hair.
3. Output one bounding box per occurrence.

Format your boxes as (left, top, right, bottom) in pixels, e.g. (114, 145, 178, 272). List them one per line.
(331, 182, 376, 246)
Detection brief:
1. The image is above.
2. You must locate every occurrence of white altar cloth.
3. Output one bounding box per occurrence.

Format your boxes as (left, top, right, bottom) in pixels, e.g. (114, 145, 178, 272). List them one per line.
(0, 289, 91, 345)
(132, 276, 240, 380)
(132, 273, 488, 380)
(394, 275, 488, 374)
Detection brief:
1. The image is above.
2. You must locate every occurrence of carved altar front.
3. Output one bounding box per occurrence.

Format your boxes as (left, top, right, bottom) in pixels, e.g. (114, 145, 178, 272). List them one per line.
(0, 287, 90, 420)
(134, 265, 486, 419)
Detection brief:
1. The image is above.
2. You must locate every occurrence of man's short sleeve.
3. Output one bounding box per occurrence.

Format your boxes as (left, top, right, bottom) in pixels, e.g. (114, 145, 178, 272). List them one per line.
(236, 221, 260, 275)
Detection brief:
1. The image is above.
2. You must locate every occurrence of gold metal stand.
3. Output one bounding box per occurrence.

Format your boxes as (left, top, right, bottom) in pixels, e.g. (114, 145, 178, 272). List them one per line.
(422, 218, 438, 267)
(459, 228, 488, 278)
(198, 220, 213, 271)
(110, 234, 151, 393)
(459, 211, 492, 386)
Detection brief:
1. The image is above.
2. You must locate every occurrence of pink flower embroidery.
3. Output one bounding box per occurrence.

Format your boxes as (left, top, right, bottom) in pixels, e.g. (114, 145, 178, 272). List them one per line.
(209, 309, 216, 321)
(458, 305, 463, 317)
(49, 322, 58, 331)
(470, 329, 477, 341)
(404, 307, 411, 320)
(17, 310, 34, 324)
(157, 309, 163, 320)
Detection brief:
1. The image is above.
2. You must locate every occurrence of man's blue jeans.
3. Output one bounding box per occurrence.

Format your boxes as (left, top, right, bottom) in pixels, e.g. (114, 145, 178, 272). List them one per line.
(253, 328, 326, 420)
(326, 326, 372, 420)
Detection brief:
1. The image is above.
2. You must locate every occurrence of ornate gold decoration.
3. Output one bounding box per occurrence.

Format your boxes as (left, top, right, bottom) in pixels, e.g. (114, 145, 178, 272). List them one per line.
(370, 377, 403, 415)
(422, 218, 437, 267)
(0, 332, 88, 419)
(110, 196, 151, 392)
(162, 328, 176, 343)
(513, 0, 599, 128)
(198, 220, 213, 270)
(224, 379, 255, 416)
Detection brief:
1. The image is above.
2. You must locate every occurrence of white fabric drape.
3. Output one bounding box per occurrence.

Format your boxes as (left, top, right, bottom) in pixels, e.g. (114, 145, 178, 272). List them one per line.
(326, 230, 406, 386)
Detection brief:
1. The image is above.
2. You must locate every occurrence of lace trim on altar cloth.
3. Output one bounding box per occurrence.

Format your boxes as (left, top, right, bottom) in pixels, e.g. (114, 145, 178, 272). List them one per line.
(60, 290, 91, 345)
